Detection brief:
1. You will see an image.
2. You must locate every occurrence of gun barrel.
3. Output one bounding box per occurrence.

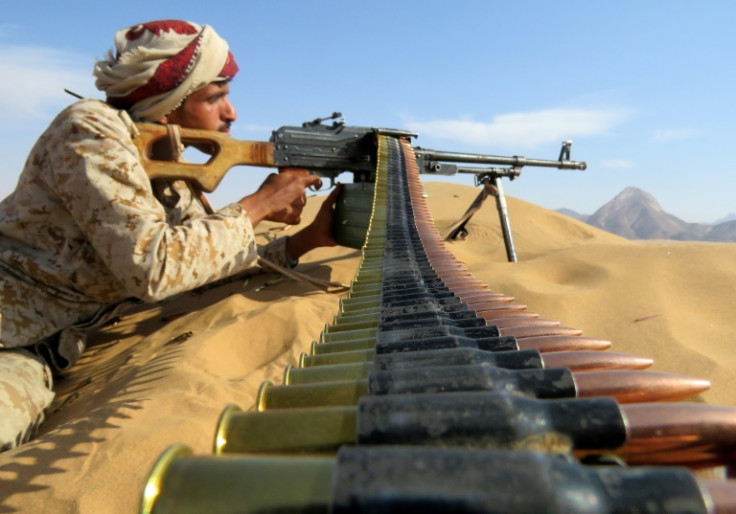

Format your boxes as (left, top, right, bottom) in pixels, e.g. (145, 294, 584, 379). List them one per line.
(415, 148, 587, 171)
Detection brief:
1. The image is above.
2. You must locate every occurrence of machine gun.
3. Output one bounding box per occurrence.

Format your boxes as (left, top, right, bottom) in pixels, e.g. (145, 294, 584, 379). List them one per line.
(133, 112, 586, 261)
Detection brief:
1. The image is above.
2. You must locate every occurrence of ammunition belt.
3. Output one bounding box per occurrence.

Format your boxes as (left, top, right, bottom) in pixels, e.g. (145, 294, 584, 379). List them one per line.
(139, 135, 729, 513)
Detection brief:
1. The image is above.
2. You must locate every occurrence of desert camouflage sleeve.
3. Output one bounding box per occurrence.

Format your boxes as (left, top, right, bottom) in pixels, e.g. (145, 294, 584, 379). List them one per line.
(46, 101, 261, 302)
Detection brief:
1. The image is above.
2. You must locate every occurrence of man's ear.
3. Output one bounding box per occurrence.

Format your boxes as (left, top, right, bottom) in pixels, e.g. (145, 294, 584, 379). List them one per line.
(157, 114, 170, 125)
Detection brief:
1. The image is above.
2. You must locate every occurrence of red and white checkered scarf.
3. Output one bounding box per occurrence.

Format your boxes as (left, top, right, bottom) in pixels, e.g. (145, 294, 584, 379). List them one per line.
(94, 20, 238, 121)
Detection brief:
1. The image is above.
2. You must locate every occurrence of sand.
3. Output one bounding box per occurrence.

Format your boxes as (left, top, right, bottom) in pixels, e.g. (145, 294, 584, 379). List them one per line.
(1, 181, 734, 513)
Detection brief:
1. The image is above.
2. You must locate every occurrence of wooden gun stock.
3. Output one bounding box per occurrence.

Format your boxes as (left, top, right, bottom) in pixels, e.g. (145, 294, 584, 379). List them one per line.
(133, 123, 275, 192)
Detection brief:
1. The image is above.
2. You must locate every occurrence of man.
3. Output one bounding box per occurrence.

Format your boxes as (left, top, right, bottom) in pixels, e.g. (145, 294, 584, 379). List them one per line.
(0, 20, 339, 450)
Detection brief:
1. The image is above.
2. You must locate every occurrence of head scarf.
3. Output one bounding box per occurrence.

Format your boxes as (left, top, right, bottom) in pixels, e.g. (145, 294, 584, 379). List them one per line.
(93, 20, 238, 121)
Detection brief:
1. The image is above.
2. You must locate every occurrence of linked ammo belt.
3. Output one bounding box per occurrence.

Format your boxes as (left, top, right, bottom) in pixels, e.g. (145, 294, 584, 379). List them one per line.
(139, 135, 733, 513)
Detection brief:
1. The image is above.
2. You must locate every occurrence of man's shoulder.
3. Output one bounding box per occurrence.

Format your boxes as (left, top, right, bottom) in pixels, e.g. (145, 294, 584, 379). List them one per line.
(54, 99, 137, 139)
(62, 98, 118, 120)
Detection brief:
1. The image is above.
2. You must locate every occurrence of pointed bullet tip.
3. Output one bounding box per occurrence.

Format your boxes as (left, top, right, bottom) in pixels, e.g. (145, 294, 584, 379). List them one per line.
(519, 336, 612, 353)
(503, 326, 584, 338)
(542, 351, 654, 371)
(575, 370, 711, 403)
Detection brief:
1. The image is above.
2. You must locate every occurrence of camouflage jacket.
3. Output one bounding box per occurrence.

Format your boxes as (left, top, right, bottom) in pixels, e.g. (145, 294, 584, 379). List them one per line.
(0, 99, 290, 370)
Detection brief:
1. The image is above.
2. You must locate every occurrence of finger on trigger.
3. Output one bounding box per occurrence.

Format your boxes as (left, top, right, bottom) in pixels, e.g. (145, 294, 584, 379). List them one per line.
(303, 174, 322, 189)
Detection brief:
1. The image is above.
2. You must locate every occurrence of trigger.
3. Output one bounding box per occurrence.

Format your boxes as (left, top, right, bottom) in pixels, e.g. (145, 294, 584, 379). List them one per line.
(308, 176, 334, 191)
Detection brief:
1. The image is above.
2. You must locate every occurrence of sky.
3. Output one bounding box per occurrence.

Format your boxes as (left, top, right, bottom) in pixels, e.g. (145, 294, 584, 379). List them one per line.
(0, 1, 734, 223)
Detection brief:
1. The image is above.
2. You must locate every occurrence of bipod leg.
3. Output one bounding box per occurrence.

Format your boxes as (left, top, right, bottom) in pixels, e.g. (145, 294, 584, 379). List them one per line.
(441, 182, 493, 240)
(489, 176, 517, 262)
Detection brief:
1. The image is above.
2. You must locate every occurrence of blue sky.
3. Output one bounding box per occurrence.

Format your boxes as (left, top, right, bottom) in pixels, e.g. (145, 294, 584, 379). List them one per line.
(1, 1, 734, 223)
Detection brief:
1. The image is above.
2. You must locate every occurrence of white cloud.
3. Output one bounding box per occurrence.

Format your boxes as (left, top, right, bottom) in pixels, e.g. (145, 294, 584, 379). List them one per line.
(0, 45, 97, 119)
(404, 108, 629, 149)
(600, 160, 633, 169)
(652, 128, 697, 142)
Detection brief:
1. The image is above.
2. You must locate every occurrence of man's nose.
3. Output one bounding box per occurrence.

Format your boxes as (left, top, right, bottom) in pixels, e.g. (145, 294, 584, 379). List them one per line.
(222, 98, 237, 122)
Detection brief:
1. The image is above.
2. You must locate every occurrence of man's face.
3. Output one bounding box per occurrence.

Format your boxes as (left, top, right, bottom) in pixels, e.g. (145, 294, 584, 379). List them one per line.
(163, 81, 237, 133)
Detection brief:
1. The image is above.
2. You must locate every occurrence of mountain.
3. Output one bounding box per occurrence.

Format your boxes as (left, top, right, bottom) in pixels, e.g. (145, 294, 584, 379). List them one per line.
(703, 220, 736, 241)
(712, 213, 736, 225)
(555, 208, 589, 222)
(558, 187, 736, 242)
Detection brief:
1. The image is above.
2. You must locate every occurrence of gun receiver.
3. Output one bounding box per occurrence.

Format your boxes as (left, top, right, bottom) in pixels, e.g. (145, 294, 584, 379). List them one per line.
(271, 113, 417, 185)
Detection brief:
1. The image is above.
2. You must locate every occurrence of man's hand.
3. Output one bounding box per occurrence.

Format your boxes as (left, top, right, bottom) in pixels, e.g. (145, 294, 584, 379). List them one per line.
(285, 184, 343, 261)
(237, 169, 322, 226)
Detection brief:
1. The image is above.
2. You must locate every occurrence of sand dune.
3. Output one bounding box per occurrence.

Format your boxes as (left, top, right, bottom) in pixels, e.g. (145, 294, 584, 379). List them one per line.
(429, 184, 736, 406)
(1, 181, 734, 513)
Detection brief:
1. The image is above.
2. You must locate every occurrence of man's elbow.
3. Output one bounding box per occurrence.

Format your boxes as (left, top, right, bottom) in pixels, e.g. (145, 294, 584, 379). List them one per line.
(121, 273, 185, 304)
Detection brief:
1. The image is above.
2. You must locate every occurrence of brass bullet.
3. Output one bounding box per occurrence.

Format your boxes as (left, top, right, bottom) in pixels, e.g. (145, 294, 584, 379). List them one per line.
(491, 318, 560, 329)
(313, 332, 610, 356)
(517, 335, 611, 352)
(287, 349, 654, 384)
(575, 370, 711, 403)
(218, 393, 736, 471)
(328, 302, 525, 331)
(143, 444, 728, 514)
(621, 403, 736, 467)
(259, 366, 708, 410)
(541, 351, 653, 371)
(500, 325, 584, 338)
(319, 323, 586, 347)
(474, 310, 540, 321)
